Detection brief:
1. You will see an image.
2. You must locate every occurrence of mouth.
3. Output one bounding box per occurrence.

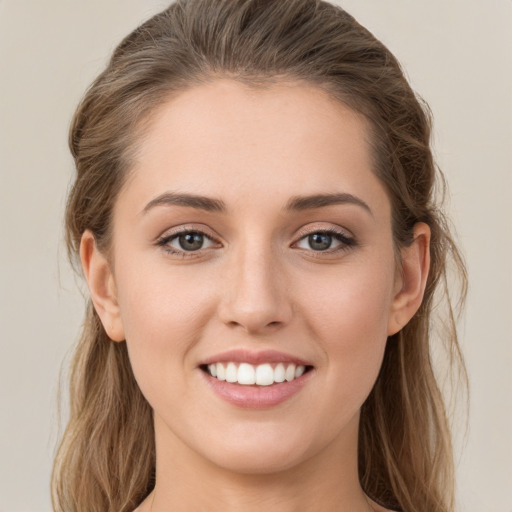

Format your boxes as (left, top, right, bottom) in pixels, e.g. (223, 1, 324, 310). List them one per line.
(200, 362, 314, 386)
(198, 349, 315, 408)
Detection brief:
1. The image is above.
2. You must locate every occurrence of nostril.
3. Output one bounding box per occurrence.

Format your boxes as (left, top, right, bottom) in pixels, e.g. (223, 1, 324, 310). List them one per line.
(224, 318, 283, 333)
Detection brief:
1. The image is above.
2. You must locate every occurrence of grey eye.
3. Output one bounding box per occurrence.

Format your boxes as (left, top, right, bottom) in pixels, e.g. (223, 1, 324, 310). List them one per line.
(160, 229, 218, 255)
(307, 233, 332, 251)
(294, 229, 353, 253)
(178, 232, 205, 251)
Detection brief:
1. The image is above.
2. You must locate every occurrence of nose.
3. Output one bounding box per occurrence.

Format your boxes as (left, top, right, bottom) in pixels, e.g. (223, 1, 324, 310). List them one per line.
(217, 243, 293, 335)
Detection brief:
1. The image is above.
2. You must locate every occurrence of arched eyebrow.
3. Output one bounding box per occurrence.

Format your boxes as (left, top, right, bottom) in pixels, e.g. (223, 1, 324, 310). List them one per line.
(142, 192, 226, 214)
(142, 191, 372, 216)
(285, 193, 373, 217)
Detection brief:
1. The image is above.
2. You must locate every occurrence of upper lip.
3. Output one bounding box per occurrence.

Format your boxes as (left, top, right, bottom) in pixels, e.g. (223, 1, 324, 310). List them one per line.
(199, 349, 312, 367)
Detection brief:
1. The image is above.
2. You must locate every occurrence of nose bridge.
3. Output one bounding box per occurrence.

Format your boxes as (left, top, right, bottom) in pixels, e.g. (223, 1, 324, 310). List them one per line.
(219, 233, 291, 333)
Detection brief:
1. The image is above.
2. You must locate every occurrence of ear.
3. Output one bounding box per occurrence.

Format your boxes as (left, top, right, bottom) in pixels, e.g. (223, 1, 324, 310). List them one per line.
(387, 222, 431, 336)
(80, 230, 125, 342)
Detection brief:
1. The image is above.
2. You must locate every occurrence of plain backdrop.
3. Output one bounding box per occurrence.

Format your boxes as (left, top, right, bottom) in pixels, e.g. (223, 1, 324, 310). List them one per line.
(0, 1, 511, 511)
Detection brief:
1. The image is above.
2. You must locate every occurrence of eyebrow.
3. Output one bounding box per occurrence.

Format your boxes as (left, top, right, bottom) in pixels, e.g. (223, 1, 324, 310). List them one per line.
(142, 192, 226, 214)
(142, 191, 372, 216)
(285, 193, 373, 216)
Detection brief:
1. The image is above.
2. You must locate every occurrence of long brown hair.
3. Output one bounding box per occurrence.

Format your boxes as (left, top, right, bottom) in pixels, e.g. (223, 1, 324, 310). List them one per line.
(52, 1, 467, 511)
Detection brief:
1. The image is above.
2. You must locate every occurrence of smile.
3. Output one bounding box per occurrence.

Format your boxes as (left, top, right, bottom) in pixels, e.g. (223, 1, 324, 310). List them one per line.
(204, 362, 309, 386)
(199, 349, 314, 408)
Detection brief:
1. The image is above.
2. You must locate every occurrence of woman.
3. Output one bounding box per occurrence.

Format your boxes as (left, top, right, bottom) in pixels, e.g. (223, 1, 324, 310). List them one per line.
(52, 1, 467, 511)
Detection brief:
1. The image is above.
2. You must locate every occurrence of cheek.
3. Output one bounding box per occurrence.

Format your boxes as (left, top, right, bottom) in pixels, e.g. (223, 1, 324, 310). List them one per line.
(296, 257, 395, 401)
(300, 254, 395, 336)
(113, 257, 219, 393)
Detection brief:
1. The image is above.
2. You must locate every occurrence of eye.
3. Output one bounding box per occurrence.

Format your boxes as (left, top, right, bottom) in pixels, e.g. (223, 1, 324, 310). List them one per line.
(157, 229, 218, 255)
(305, 233, 333, 251)
(174, 232, 208, 251)
(294, 229, 355, 252)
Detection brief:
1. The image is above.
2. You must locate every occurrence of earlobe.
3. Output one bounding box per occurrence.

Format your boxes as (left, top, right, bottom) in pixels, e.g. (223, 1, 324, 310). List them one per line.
(387, 222, 431, 336)
(80, 230, 125, 342)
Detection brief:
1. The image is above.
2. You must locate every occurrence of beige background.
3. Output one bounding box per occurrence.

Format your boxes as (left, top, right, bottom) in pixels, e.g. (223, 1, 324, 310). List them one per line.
(0, 1, 510, 511)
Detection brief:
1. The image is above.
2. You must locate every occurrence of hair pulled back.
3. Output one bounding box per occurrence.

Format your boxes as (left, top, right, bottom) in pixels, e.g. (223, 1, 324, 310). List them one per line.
(53, 1, 467, 511)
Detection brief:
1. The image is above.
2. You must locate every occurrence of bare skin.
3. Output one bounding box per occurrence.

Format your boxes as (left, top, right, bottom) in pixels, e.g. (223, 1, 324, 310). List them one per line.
(82, 79, 429, 512)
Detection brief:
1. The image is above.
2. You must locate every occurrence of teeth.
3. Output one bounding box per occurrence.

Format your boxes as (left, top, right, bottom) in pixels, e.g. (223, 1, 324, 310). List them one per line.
(225, 362, 238, 383)
(206, 362, 308, 385)
(274, 363, 285, 383)
(216, 362, 226, 381)
(237, 363, 256, 385)
(295, 365, 305, 378)
(255, 364, 274, 386)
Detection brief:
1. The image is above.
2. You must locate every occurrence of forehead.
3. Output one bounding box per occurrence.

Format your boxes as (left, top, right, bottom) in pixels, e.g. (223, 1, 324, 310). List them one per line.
(122, 79, 390, 218)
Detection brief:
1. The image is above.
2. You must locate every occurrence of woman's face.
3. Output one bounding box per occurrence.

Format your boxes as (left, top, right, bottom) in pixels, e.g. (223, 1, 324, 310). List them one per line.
(101, 80, 405, 473)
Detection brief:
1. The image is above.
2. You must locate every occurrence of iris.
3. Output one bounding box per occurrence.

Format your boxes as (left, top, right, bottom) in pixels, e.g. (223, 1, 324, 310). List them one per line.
(179, 232, 204, 251)
(308, 233, 332, 251)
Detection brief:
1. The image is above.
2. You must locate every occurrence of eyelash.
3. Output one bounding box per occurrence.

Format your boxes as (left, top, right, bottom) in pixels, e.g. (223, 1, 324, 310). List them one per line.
(156, 227, 220, 258)
(292, 227, 356, 255)
(156, 227, 356, 258)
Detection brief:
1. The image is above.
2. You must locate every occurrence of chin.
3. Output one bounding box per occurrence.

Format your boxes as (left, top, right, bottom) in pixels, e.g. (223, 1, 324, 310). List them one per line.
(191, 421, 337, 476)
(206, 443, 310, 475)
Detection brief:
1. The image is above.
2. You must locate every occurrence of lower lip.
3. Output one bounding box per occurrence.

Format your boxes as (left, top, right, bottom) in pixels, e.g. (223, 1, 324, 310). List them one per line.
(201, 370, 313, 409)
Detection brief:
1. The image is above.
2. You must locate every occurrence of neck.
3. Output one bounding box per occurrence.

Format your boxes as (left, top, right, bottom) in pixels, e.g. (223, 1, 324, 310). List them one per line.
(149, 413, 374, 512)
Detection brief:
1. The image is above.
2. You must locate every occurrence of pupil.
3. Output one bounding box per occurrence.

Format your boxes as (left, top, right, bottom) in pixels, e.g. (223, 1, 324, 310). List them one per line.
(179, 233, 204, 251)
(309, 233, 332, 251)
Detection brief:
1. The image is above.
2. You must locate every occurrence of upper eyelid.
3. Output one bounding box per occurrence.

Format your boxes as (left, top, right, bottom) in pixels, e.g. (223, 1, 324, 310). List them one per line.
(293, 224, 354, 240)
(157, 224, 220, 241)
